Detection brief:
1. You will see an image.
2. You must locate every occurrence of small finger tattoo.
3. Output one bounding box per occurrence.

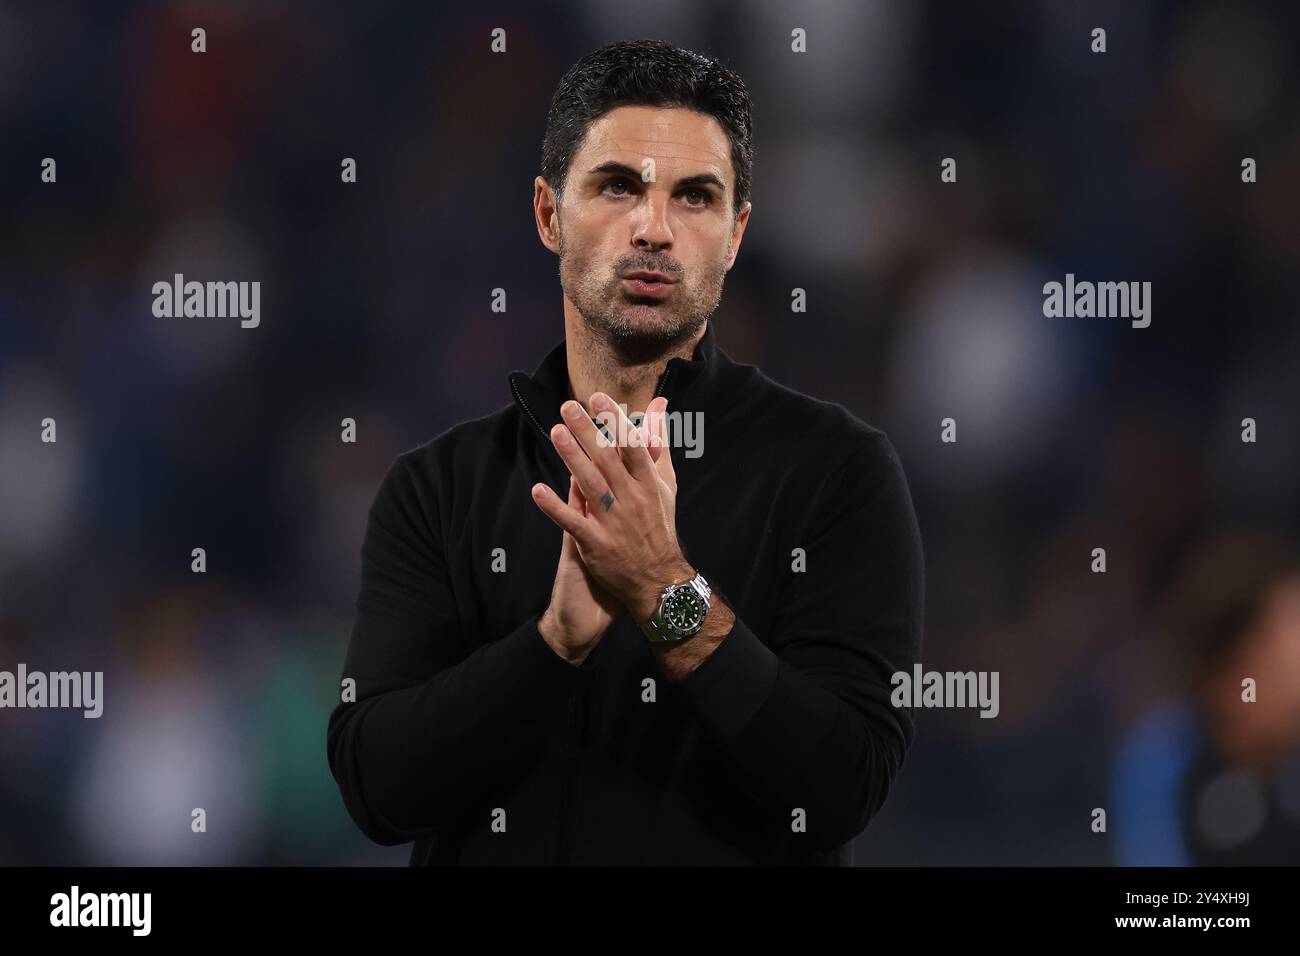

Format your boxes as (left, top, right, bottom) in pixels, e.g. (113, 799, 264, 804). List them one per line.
(601, 491, 615, 512)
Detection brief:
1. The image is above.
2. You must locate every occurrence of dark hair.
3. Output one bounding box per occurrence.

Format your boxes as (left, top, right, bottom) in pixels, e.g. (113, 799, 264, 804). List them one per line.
(541, 39, 754, 218)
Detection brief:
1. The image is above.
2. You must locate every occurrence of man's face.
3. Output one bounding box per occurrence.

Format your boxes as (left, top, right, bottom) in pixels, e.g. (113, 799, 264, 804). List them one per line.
(539, 106, 751, 349)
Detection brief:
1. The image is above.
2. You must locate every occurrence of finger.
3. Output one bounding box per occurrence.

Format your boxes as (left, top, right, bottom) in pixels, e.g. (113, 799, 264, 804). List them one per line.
(642, 425, 659, 464)
(531, 481, 592, 543)
(550, 422, 612, 507)
(555, 477, 577, 555)
(570, 474, 591, 517)
(561, 524, 580, 560)
(565, 474, 584, 519)
(559, 398, 634, 498)
(648, 397, 676, 484)
(644, 397, 666, 464)
(601, 395, 656, 482)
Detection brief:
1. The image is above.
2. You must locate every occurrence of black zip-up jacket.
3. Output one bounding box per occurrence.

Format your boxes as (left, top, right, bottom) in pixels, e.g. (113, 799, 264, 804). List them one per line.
(326, 321, 924, 865)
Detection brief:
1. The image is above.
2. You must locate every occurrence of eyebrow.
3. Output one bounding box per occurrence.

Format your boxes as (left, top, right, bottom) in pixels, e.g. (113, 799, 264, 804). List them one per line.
(586, 160, 726, 195)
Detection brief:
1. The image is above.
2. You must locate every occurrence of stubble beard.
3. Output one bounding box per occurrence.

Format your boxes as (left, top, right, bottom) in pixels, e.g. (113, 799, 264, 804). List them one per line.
(558, 231, 727, 365)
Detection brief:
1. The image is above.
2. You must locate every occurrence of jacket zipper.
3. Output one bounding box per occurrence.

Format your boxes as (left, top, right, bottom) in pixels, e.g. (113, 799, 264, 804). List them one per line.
(654, 365, 672, 399)
(512, 364, 670, 863)
(510, 372, 577, 862)
(510, 375, 552, 445)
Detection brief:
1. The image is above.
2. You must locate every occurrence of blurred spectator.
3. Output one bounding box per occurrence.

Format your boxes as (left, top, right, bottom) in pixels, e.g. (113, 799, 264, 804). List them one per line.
(1112, 530, 1300, 864)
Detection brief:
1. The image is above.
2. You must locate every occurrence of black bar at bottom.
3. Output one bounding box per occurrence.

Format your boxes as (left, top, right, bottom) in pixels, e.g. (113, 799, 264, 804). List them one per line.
(0, 865, 1281, 940)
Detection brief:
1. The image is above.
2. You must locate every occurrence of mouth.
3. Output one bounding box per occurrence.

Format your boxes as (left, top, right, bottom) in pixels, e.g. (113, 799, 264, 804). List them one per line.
(621, 272, 676, 298)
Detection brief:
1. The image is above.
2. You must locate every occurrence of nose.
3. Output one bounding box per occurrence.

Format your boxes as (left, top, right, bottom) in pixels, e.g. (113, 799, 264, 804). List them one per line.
(631, 192, 673, 252)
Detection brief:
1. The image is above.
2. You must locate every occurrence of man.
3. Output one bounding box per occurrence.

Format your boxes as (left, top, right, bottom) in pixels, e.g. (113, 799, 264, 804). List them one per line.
(327, 38, 924, 865)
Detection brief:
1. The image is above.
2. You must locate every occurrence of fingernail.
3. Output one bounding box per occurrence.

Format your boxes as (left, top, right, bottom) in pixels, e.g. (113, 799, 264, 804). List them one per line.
(562, 401, 581, 420)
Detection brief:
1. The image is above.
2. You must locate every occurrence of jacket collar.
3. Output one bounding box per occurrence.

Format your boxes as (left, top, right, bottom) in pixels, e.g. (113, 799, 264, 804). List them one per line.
(508, 320, 719, 450)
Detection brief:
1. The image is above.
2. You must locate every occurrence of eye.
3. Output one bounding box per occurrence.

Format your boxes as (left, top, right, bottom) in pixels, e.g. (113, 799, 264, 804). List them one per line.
(604, 177, 635, 197)
(682, 187, 713, 207)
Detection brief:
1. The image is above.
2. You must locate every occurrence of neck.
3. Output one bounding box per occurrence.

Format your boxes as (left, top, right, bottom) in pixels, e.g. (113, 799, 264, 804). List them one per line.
(562, 301, 705, 417)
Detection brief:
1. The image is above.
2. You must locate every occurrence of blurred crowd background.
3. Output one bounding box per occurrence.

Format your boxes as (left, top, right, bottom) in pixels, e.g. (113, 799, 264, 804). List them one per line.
(1, 0, 1298, 865)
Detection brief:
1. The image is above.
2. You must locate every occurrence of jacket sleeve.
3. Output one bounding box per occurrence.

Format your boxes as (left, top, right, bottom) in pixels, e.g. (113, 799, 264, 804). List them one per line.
(674, 430, 924, 852)
(326, 450, 589, 845)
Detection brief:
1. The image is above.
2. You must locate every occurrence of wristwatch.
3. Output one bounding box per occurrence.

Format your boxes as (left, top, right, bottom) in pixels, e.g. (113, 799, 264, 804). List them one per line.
(639, 571, 712, 643)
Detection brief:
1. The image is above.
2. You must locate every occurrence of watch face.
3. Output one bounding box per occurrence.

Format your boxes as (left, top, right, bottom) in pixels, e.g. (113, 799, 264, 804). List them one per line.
(663, 586, 708, 634)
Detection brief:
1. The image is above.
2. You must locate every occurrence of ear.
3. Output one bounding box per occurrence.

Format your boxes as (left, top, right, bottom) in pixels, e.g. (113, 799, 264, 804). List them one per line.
(535, 176, 562, 254)
(726, 200, 752, 270)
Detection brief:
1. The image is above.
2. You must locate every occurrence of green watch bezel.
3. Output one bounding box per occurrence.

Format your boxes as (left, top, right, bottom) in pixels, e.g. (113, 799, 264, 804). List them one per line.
(641, 572, 712, 642)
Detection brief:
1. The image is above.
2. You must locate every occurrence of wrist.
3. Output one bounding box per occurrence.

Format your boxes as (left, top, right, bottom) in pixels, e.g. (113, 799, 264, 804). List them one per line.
(634, 558, 698, 625)
(538, 607, 593, 665)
